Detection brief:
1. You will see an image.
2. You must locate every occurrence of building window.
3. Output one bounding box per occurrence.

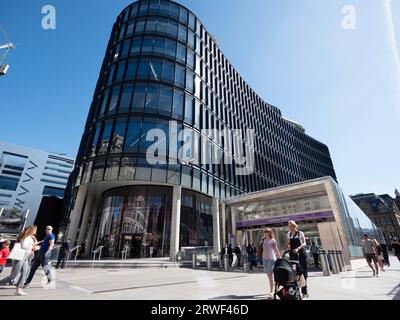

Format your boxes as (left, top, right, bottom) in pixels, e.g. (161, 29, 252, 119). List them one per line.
(162, 60, 175, 83)
(149, 59, 163, 81)
(175, 64, 185, 87)
(0, 175, 19, 191)
(145, 85, 160, 113)
(124, 117, 142, 153)
(159, 86, 173, 115)
(132, 84, 146, 110)
(178, 24, 187, 43)
(165, 39, 176, 58)
(131, 37, 142, 55)
(177, 43, 186, 64)
(172, 89, 184, 119)
(98, 120, 114, 155)
(110, 117, 127, 154)
(119, 84, 133, 112)
(153, 37, 165, 55)
(119, 157, 136, 180)
(167, 20, 178, 37)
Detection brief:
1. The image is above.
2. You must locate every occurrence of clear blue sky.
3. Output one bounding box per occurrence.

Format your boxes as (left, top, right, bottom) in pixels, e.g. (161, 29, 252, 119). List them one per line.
(1, 0, 399, 196)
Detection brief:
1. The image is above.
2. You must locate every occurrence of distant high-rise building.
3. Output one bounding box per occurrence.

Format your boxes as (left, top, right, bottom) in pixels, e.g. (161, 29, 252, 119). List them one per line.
(351, 193, 400, 243)
(0, 141, 74, 229)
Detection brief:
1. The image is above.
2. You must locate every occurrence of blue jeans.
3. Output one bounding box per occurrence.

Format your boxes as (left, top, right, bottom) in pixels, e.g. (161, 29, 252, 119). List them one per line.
(24, 253, 52, 285)
(247, 254, 254, 269)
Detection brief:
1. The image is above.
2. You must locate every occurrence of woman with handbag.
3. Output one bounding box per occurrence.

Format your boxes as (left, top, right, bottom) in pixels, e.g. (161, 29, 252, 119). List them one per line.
(0, 225, 38, 296)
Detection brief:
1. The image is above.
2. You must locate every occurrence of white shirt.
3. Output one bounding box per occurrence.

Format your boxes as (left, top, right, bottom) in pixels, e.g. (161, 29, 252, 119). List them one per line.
(20, 237, 34, 257)
(287, 231, 305, 241)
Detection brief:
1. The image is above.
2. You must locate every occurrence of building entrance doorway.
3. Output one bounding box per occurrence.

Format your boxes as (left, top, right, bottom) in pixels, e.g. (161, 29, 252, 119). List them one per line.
(121, 234, 144, 258)
(238, 221, 325, 268)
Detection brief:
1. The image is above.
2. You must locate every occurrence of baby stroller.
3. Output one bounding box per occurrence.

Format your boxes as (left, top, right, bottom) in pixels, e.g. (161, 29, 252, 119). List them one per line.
(273, 250, 302, 300)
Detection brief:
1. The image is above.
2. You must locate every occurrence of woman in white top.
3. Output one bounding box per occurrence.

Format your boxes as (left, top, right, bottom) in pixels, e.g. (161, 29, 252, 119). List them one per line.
(260, 228, 281, 299)
(13, 225, 37, 296)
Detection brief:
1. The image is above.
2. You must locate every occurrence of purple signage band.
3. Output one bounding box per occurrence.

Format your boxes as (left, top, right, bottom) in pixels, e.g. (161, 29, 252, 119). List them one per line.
(236, 210, 335, 228)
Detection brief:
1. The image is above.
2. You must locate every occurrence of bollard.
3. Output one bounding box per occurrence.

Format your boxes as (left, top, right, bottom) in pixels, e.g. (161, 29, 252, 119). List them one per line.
(192, 252, 197, 269)
(243, 260, 248, 273)
(206, 252, 212, 270)
(336, 250, 343, 272)
(328, 250, 339, 274)
(319, 250, 331, 276)
(224, 254, 229, 272)
(242, 253, 248, 273)
(337, 250, 346, 272)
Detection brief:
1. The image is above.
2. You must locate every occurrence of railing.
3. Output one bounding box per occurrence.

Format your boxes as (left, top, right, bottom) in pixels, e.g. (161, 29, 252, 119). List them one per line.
(121, 247, 128, 269)
(48, 245, 61, 263)
(92, 246, 104, 268)
(178, 246, 220, 268)
(65, 245, 81, 269)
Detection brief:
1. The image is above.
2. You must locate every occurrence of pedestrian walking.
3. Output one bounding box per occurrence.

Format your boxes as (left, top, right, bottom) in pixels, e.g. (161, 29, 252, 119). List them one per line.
(362, 234, 379, 277)
(234, 243, 242, 268)
(246, 243, 255, 270)
(80, 241, 86, 259)
(0, 225, 37, 296)
(310, 243, 320, 268)
(251, 242, 258, 268)
(260, 228, 281, 299)
(0, 240, 10, 277)
(391, 239, 400, 263)
(379, 241, 390, 267)
(56, 239, 71, 269)
(287, 220, 309, 299)
(23, 226, 55, 288)
(227, 244, 233, 266)
(373, 239, 385, 272)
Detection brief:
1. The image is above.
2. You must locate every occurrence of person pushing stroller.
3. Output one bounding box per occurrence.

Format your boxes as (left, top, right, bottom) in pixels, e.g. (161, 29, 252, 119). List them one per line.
(286, 220, 309, 299)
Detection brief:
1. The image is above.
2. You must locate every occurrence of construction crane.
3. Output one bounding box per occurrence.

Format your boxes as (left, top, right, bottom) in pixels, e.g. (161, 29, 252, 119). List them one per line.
(0, 24, 15, 76)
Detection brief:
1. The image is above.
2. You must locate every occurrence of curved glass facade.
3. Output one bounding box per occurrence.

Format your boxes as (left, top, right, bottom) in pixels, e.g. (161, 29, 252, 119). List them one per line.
(74, 0, 337, 201)
(63, 0, 338, 258)
(96, 185, 172, 258)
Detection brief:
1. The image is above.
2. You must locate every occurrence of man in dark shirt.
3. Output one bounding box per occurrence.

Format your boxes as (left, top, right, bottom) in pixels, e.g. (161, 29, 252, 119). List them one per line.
(379, 242, 390, 267)
(56, 239, 71, 269)
(392, 239, 400, 263)
(234, 243, 242, 268)
(24, 226, 55, 288)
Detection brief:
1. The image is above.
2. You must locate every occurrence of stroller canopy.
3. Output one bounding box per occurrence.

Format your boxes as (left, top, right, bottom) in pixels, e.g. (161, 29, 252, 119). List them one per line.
(273, 258, 296, 286)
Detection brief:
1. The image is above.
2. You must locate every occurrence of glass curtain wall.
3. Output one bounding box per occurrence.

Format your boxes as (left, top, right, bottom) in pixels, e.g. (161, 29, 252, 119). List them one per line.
(96, 185, 172, 258)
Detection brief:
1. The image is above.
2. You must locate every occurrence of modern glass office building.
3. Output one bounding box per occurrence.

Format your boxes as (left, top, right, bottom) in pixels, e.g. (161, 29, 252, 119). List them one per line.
(62, 0, 337, 260)
(0, 141, 74, 231)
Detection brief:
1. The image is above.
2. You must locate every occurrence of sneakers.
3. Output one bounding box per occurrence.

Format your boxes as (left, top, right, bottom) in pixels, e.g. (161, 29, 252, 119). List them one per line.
(14, 291, 27, 296)
(267, 293, 274, 300)
(376, 273, 379, 277)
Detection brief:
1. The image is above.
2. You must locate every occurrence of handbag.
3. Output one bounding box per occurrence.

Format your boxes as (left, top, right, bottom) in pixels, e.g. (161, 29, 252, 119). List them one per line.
(298, 274, 306, 288)
(8, 242, 27, 261)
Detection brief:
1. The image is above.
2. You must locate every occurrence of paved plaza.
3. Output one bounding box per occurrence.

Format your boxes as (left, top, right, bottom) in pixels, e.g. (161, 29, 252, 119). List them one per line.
(0, 257, 399, 300)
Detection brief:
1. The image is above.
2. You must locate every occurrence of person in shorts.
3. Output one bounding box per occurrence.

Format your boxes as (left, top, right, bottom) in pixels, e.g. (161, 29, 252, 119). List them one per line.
(362, 234, 379, 277)
(260, 228, 281, 299)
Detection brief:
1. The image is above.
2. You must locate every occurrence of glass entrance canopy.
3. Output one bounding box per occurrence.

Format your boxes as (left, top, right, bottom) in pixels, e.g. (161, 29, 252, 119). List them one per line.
(223, 177, 382, 266)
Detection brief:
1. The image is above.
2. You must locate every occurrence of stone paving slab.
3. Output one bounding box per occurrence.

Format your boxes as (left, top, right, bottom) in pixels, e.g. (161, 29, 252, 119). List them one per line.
(0, 257, 399, 300)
